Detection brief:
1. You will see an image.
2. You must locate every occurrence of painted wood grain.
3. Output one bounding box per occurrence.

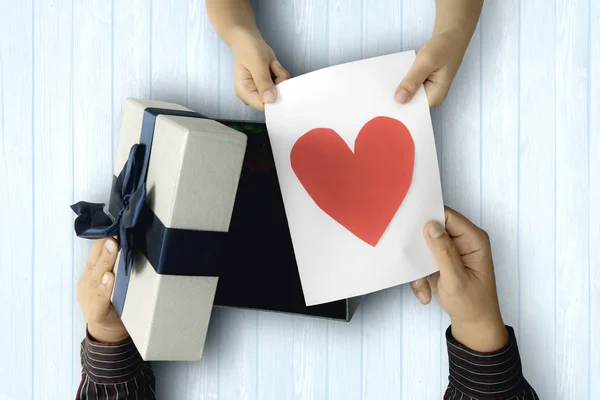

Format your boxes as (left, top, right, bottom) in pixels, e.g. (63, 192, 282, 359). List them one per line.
(292, 315, 328, 400)
(217, 309, 258, 400)
(255, 312, 294, 400)
(480, 0, 520, 331)
(518, 0, 557, 398)
(590, 3, 600, 399)
(1, 0, 599, 398)
(360, 1, 403, 399)
(0, 1, 33, 399)
(71, 0, 114, 392)
(424, 3, 445, 394)
(113, 0, 151, 154)
(325, 1, 363, 399)
(327, 316, 362, 400)
(187, 0, 220, 118)
(555, 0, 590, 398)
(32, 0, 74, 398)
(438, 8, 483, 397)
(151, 0, 188, 104)
(399, 2, 443, 400)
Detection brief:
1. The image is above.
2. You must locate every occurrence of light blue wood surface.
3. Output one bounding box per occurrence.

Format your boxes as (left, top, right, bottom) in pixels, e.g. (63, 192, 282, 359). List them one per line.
(0, 0, 598, 399)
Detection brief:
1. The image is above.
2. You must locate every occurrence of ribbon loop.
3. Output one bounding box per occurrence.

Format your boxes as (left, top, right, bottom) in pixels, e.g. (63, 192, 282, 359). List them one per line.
(71, 107, 225, 317)
(70, 144, 147, 276)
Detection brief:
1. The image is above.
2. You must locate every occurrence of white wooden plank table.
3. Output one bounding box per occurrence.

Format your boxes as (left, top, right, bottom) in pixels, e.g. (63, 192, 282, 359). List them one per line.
(1, 1, 598, 399)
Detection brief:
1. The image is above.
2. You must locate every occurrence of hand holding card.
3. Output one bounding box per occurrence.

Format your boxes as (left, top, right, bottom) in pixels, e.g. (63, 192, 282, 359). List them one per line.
(266, 51, 444, 306)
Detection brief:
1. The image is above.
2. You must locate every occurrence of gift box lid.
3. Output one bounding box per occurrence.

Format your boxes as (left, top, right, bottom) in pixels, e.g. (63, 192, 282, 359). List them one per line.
(111, 98, 247, 361)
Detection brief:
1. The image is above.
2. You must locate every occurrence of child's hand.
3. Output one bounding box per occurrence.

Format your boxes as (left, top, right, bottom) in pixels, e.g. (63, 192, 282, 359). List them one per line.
(230, 29, 290, 112)
(411, 207, 509, 352)
(395, 30, 470, 108)
(77, 238, 128, 343)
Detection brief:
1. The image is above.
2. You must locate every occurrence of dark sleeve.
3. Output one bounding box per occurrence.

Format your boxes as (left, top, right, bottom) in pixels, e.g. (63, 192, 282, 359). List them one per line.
(443, 326, 539, 400)
(76, 330, 155, 400)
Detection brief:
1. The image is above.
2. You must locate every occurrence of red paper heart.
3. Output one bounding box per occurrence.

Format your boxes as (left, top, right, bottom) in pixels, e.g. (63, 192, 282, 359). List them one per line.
(290, 116, 415, 246)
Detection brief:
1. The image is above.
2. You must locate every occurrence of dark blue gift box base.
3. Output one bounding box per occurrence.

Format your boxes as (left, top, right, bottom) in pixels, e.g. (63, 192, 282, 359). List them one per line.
(214, 121, 361, 321)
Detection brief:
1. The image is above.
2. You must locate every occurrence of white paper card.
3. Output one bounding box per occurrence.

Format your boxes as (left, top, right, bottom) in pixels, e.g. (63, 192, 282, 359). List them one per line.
(265, 51, 444, 306)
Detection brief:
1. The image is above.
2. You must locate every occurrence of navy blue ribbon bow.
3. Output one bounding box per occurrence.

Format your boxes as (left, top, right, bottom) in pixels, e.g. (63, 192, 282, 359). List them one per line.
(71, 144, 147, 277)
(71, 107, 232, 317)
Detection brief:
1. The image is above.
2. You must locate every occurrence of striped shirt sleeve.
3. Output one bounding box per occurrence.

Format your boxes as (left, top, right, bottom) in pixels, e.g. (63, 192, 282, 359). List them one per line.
(76, 330, 156, 400)
(444, 325, 539, 400)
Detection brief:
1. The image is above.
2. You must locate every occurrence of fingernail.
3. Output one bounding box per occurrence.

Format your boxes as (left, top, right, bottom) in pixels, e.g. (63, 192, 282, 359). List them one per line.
(411, 280, 420, 288)
(262, 88, 276, 103)
(104, 240, 116, 254)
(417, 291, 428, 304)
(101, 272, 110, 286)
(428, 222, 444, 239)
(395, 88, 410, 104)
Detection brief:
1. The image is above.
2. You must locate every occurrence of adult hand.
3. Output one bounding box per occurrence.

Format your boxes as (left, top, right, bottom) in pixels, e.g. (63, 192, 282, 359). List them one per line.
(230, 29, 290, 112)
(411, 207, 508, 352)
(77, 238, 128, 343)
(395, 30, 470, 108)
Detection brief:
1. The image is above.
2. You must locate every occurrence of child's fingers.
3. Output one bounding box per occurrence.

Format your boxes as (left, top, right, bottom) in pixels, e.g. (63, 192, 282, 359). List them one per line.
(249, 64, 277, 104)
(395, 52, 435, 104)
(241, 90, 264, 112)
(424, 80, 449, 108)
(235, 71, 265, 111)
(270, 60, 290, 84)
(88, 272, 114, 320)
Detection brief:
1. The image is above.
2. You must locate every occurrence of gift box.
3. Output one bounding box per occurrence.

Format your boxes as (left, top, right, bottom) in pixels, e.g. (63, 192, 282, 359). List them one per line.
(214, 121, 362, 321)
(71, 98, 247, 361)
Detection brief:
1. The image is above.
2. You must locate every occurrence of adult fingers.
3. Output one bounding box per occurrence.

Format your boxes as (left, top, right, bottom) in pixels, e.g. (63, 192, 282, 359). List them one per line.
(443, 207, 491, 258)
(410, 277, 432, 305)
(84, 239, 107, 273)
(90, 239, 118, 284)
(88, 271, 114, 321)
(270, 60, 290, 85)
(427, 272, 440, 294)
(424, 221, 465, 282)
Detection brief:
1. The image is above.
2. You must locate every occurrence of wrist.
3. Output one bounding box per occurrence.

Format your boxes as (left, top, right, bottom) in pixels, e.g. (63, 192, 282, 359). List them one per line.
(223, 25, 262, 50)
(87, 323, 129, 344)
(450, 315, 508, 352)
(433, 0, 482, 44)
(432, 27, 471, 51)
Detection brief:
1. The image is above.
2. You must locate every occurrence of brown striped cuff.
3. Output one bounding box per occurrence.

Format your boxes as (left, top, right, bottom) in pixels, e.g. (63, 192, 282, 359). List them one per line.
(446, 325, 524, 399)
(81, 329, 146, 385)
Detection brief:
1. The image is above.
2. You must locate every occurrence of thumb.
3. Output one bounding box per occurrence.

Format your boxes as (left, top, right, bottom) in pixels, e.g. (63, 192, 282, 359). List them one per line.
(395, 53, 434, 104)
(424, 221, 465, 280)
(89, 272, 114, 320)
(250, 64, 277, 104)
